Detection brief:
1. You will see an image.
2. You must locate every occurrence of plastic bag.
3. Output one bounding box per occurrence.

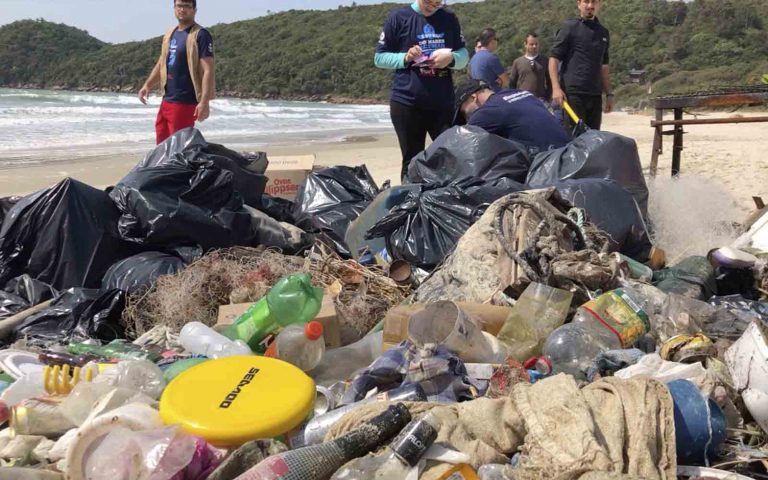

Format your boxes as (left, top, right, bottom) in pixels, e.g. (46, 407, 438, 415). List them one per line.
(527, 130, 649, 217)
(109, 165, 256, 250)
(245, 206, 312, 254)
(6, 274, 58, 305)
(366, 186, 485, 269)
(0, 195, 22, 225)
(92, 360, 166, 399)
(102, 252, 188, 293)
(12, 288, 126, 344)
(294, 166, 380, 256)
(0, 178, 140, 290)
(258, 194, 297, 224)
(138, 128, 268, 208)
(84, 426, 197, 480)
(555, 178, 652, 260)
(406, 126, 530, 185)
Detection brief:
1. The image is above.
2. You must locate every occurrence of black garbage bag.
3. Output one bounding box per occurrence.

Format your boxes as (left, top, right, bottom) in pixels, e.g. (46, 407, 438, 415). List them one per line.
(366, 186, 486, 269)
(138, 128, 268, 207)
(294, 166, 379, 256)
(406, 126, 530, 185)
(102, 252, 188, 293)
(258, 194, 297, 224)
(555, 178, 652, 260)
(0, 178, 140, 290)
(109, 165, 257, 250)
(0, 275, 58, 321)
(245, 206, 313, 254)
(0, 196, 22, 225)
(462, 176, 527, 205)
(527, 130, 649, 218)
(13, 288, 126, 345)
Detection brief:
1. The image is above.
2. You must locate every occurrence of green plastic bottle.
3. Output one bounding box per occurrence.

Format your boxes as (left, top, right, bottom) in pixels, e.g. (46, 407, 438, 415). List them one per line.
(67, 340, 161, 362)
(222, 273, 324, 352)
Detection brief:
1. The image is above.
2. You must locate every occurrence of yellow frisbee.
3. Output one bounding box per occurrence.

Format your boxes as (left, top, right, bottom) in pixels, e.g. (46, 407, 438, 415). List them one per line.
(160, 355, 315, 446)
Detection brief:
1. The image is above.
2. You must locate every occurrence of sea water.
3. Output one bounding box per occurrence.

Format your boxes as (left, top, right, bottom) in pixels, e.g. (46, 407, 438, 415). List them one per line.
(0, 88, 391, 165)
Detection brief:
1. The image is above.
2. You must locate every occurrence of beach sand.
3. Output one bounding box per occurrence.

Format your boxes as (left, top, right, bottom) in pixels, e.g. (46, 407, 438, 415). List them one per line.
(0, 111, 765, 214)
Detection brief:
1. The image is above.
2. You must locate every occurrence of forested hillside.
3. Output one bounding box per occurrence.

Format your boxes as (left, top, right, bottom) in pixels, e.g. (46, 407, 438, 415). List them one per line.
(1, 0, 767, 105)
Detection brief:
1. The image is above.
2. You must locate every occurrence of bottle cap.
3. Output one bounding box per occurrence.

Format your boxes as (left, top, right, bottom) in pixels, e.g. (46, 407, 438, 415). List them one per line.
(304, 321, 324, 341)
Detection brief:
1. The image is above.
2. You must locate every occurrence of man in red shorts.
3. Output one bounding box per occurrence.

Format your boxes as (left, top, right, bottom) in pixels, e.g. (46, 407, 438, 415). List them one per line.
(138, 0, 215, 144)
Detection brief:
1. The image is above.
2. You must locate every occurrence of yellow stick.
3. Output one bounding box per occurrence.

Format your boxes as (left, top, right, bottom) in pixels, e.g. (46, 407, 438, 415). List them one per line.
(562, 100, 581, 124)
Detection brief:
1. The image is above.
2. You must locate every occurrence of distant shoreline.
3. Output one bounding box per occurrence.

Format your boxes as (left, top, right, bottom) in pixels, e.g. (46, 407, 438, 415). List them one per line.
(0, 83, 387, 106)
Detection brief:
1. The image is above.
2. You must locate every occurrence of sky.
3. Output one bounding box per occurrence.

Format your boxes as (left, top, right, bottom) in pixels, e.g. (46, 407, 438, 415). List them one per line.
(0, 0, 398, 43)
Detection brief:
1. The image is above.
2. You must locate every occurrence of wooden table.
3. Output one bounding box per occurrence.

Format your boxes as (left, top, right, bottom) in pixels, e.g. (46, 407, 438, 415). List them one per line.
(650, 86, 768, 177)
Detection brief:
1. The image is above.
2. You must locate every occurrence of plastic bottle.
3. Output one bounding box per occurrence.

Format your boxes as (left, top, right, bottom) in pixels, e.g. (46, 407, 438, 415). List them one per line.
(0, 372, 46, 407)
(222, 273, 324, 352)
(68, 340, 161, 362)
(179, 322, 253, 358)
(265, 321, 325, 371)
(543, 288, 650, 379)
(478, 464, 511, 480)
(235, 403, 411, 480)
(310, 331, 383, 387)
(301, 383, 428, 446)
(496, 283, 573, 361)
(330, 412, 439, 479)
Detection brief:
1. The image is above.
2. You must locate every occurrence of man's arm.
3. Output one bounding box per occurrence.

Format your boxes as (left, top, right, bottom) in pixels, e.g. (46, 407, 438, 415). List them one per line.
(138, 58, 162, 104)
(601, 64, 613, 114)
(549, 57, 565, 106)
(509, 61, 519, 89)
(195, 56, 215, 121)
(542, 57, 553, 100)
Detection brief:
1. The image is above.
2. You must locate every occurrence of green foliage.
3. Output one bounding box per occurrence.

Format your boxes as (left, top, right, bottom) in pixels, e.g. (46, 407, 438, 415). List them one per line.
(2, 0, 768, 104)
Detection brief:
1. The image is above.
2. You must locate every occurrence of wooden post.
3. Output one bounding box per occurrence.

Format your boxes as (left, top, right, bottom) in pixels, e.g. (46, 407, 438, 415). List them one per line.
(671, 108, 684, 176)
(650, 108, 664, 177)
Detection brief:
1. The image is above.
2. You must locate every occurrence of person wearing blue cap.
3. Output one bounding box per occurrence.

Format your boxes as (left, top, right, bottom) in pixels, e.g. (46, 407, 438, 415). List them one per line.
(453, 79, 570, 155)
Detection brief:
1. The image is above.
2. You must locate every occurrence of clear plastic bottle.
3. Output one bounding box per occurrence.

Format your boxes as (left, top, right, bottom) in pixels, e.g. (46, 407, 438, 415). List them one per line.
(330, 412, 439, 480)
(265, 321, 325, 372)
(179, 322, 253, 358)
(310, 331, 383, 387)
(222, 273, 324, 352)
(478, 464, 512, 480)
(179, 322, 253, 359)
(543, 287, 650, 379)
(496, 283, 573, 361)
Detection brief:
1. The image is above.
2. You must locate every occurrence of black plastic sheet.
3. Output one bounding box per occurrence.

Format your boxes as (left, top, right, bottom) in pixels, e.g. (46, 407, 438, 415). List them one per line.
(406, 126, 530, 185)
(13, 288, 126, 344)
(366, 186, 485, 269)
(294, 166, 379, 256)
(0, 178, 139, 290)
(102, 252, 188, 293)
(555, 178, 652, 260)
(258, 194, 297, 224)
(527, 130, 649, 217)
(109, 165, 257, 250)
(138, 128, 268, 207)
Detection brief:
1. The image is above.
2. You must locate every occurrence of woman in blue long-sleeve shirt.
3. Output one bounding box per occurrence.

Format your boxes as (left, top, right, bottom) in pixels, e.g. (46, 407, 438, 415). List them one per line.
(374, 0, 469, 180)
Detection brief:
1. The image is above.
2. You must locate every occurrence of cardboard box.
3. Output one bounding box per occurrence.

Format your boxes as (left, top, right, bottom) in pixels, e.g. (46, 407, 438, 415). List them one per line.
(264, 155, 315, 201)
(216, 296, 341, 349)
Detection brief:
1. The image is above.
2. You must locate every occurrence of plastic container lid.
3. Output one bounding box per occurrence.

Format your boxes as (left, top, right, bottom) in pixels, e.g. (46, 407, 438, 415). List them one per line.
(160, 355, 315, 446)
(304, 321, 324, 341)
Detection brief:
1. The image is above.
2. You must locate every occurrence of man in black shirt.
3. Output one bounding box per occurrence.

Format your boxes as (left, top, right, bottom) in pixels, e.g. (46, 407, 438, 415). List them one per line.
(549, 0, 613, 133)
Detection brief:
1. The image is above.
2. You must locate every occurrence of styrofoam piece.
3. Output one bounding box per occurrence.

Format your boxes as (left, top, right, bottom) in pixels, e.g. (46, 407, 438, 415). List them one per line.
(678, 465, 753, 480)
(734, 209, 768, 251)
(725, 320, 768, 433)
(0, 350, 44, 379)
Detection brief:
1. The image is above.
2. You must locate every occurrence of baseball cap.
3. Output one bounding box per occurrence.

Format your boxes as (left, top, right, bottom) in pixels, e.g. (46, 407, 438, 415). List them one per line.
(452, 79, 491, 126)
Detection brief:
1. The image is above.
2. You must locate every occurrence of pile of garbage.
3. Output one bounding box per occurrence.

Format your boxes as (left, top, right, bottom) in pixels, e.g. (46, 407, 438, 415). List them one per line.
(0, 126, 767, 480)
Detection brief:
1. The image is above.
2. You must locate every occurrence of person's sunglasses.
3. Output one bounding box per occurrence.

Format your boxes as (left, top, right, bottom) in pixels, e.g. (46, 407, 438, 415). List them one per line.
(175, 4, 194, 9)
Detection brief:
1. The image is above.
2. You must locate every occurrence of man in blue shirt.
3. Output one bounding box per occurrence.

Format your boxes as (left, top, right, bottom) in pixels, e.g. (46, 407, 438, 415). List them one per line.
(375, 0, 469, 180)
(138, 0, 215, 144)
(453, 79, 570, 154)
(469, 28, 509, 92)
